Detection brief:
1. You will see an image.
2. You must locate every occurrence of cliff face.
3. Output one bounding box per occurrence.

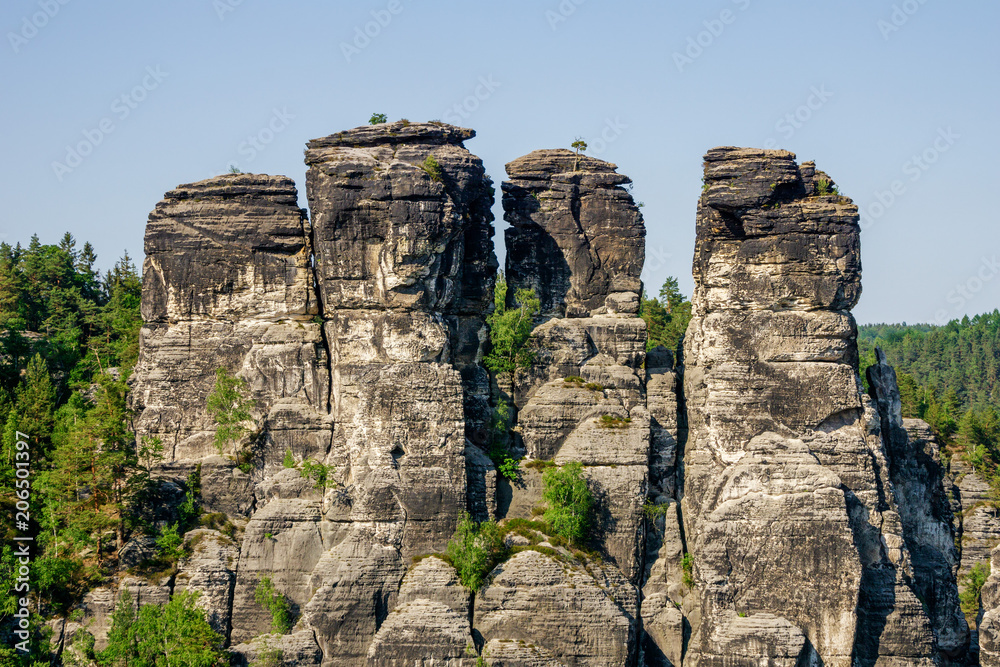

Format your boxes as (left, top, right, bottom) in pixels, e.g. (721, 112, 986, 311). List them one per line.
(106, 134, 979, 666)
(675, 148, 939, 666)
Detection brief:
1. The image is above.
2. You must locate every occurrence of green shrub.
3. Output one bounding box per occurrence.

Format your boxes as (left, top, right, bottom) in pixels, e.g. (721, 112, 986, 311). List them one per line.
(100, 590, 225, 666)
(681, 553, 695, 588)
(300, 459, 336, 490)
(584, 382, 604, 392)
(484, 275, 540, 375)
(487, 399, 521, 482)
(446, 511, 506, 590)
(156, 523, 185, 561)
(206, 367, 254, 454)
(564, 376, 585, 384)
(420, 154, 443, 182)
(498, 456, 521, 482)
(255, 575, 294, 634)
(369, 112, 388, 125)
(960, 560, 990, 616)
(598, 414, 631, 429)
(571, 138, 587, 154)
(542, 462, 594, 545)
(282, 449, 295, 468)
(816, 179, 839, 196)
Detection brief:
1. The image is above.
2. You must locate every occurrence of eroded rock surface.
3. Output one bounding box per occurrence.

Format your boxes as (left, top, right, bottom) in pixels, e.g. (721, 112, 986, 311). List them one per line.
(503, 149, 644, 318)
(677, 147, 937, 666)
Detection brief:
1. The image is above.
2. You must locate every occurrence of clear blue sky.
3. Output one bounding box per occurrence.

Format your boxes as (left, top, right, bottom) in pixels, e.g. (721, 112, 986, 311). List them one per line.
(1, 0, 996, 324)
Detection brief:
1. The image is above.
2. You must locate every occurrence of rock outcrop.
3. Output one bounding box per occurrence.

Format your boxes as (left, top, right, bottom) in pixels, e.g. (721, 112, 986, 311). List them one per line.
(979, 544, 1000, 666)
(109, 132, 981, 667)
(503, 149, 645, 318)
(127, 122, 499, 663)
(676, 147, 937, 666)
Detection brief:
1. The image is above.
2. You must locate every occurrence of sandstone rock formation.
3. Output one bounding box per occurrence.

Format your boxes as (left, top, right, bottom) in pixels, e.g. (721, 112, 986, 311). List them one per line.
(128, 122, 500, 663)
(99, 132, 980, 667)
(676, 147, 937, 666)
(979, 544, 1000, 667)
(503, 149, 645, 318)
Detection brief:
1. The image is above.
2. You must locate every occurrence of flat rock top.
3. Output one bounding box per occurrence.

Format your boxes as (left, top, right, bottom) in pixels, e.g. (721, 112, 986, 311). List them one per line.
(505, 149, 621, 179)
(162, 173, 299, 202)
(306, 120, 474, 151)
(704, 146, 797, 162)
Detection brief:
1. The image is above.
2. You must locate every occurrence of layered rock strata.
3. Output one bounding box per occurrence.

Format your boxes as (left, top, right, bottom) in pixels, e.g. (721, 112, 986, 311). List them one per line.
(676, 147, 938, 666)
(129, 122, 499, 663)
(503, 149, 645, 318)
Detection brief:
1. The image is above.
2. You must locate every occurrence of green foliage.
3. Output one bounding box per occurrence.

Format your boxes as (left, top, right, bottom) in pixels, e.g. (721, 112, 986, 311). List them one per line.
(497, 456, 521, 482)
(0, 235, 145, 611)
(156, 523, 185, 561)
(640, 277, 693, 353)
(228, 165, 242, 174)
(571, 138, 587, 154)
(598, 414, 631, 429)
(960, 560, 990, 617)
(816, 179, 839, 196)
(255, 575, 294, 634)
(205, 367, 254, 454)
(446, 511, 506, 590)
(420, 154, 444, 182)
(860, 313, 1000, 487)
(486, 399, 520, 482)
(484, 274, 540, 375)
(542, 462, 594, 545)
(368, 112, 388, 125)
(99, 589, 226, 666)
(299, 459, 336, 490)
(643, 500, 671, 519)
(252, 638, 284, 667)
(681, 553, 695, 588)
(564, 375, 585, 384)
(282, 449, 295, 468)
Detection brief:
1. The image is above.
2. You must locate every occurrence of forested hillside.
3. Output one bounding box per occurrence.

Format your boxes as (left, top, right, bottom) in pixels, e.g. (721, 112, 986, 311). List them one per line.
(0, 234, 183, 662)
(860, 312, 1000, 486)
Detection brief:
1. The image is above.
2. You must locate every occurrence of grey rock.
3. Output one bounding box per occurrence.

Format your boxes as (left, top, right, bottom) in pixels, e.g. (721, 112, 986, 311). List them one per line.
(475, 549, 636, 666)
(174, 529, 240, 637)
(231, 630, 324, 667)
(503, 149, 645, 318)
(680, 147, 936, 666)
(868, 350, 969, 658)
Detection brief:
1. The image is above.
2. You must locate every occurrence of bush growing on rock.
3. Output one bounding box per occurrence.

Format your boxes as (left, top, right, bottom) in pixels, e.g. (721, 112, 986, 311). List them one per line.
(100, 589, 226, 666)
(206, 367, 254, 455)
(960, 560, 990, 617)
(255, 575, 294, 634)
(446, 511, 506, 590)
(368, 112, 387, 125)
(542, 462, 594, 546)
(484, 275, 539, 375)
